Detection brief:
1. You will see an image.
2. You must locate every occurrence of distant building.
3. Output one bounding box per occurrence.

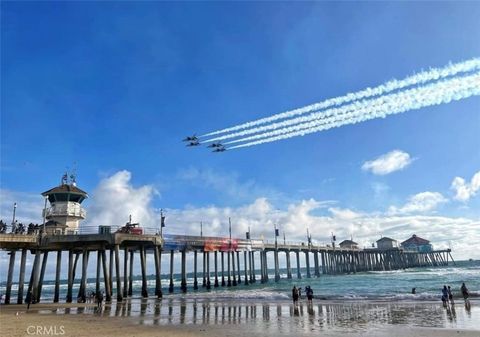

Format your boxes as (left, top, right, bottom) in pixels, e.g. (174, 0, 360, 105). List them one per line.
(376, 237, 399, 250)
(339, 239, 358, 249)
(401, 234, 432, 252)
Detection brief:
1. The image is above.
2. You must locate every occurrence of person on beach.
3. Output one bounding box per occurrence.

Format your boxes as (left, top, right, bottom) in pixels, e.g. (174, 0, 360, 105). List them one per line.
(292, 286, 299, 305)
(298, 287, 302, 299)
(26, 290, 32, 310)
(411, 287, 416, 294)
(96, 291, 104, 309)
(306, 286, 314, 303)
(461, 283, 469, 301)
(447, 286, 454, 304)
(441, 285, 448, 306)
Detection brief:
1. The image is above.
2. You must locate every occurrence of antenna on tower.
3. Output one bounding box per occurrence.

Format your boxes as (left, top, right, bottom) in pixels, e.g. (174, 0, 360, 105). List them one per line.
(61, 172, 68, 185)
(70, 162, 77, 186)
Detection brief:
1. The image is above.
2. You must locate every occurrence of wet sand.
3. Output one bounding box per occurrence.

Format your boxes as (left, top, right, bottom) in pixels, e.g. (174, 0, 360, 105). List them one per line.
(1, 299, 479, 337)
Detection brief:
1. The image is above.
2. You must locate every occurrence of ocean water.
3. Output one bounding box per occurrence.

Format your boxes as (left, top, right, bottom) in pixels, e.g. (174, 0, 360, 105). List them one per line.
(1, 260, 478, 303)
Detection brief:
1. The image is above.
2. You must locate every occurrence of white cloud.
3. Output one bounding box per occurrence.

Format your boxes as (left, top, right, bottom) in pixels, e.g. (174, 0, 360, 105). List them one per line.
(388, 191, 448, 215)
(85, 170, 158, 231)
(451, 170, 480, 202)
(362, 150, 414, 175)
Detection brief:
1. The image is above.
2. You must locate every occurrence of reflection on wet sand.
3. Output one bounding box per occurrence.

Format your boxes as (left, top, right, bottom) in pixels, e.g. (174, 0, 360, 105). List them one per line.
(36, 298, 479, 332)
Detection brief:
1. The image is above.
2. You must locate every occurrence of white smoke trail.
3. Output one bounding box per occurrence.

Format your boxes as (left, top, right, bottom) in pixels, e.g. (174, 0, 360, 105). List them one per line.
(203, 58, 480, 138)
(227, 72, 480, 149)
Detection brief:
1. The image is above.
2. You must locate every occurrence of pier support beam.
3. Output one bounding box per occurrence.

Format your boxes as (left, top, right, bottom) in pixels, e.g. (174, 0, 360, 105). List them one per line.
(274, 249, 280, 282)
(54, 250, 61, 303)
(295, 251, 301, 279)
(314, 251, 320, 277)
(236, 251, 242, 285)
(202, 251, 207, 287)
(123, 247, 129, 298)
(66, 250, 74, 303)
(251, 251, 256, 282)
(232, 251, 237, 286)
(286, 251, 292, 279)
(193, 251, 198, 290)
(140, 246, 148, 297)
(169, 250, 174, 293)
(154, 246, 162, 298)
(5, 250, 16, 304)
(243, 251, 249, 285)
(17, 249, 27, 304)
(26, 250, 41, 304)
(221, 252, 226, 286)
(37, 251, 49, 302)
(305, 251, 311, 278)
(181, 250, 187, 293)
(114, 245, 123, 301)
(101, 250, 111, 302)
(214, 251, 219, 287)
(206, 252, 211, 289)
(227, 250, 232, 286)
(128, 250, 134, 296)
(78, 250, 89, 302)
(96, 250, 101, 296)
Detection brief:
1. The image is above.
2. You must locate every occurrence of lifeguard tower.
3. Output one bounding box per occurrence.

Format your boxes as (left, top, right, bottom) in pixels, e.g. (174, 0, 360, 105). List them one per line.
(41, 173, 88, 234)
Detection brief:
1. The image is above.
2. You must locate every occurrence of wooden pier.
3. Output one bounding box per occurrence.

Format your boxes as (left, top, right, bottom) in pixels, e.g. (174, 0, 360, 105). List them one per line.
(0, 232, 454, 305)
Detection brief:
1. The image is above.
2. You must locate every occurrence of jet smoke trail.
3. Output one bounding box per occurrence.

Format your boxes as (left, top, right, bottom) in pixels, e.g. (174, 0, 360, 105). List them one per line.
(227, 72, 480, 149)
(202, 58, 480, 138)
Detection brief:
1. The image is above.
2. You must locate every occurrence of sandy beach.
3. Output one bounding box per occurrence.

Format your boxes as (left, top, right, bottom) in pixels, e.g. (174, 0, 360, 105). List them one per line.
(1, 299, 479, 337)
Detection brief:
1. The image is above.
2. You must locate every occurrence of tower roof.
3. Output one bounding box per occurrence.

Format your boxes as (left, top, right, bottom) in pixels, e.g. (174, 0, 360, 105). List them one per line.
(42, 184, 88, 197)
(401, 234, 430, 246)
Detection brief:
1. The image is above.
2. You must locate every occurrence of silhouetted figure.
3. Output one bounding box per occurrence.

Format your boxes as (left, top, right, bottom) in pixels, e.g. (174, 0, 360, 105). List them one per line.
(292, 286, 299, 305)
(441, 285, 448, 306)
(411, 287, 416, 294)
(447, 286, 454, 304)
(461, 283, 469, 301)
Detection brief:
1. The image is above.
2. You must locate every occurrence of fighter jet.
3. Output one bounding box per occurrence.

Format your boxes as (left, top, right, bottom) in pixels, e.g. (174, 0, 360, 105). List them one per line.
(207, 142, 223, 148)
(182, 134, 198, 142)
(186, 139, 200, 147)
(212, 145, 226, 152)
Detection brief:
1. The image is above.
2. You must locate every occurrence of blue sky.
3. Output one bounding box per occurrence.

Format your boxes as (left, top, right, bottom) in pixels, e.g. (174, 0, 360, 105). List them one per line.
(1, 2, 480, 259)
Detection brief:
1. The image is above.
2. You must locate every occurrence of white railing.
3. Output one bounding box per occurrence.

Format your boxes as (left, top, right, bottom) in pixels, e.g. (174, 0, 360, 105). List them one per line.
(44, 206, 86, 218)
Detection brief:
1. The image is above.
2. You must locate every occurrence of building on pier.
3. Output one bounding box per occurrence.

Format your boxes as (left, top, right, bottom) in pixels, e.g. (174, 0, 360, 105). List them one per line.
(401, 234, 432, 252)
(339, 239, 358, 249)
(41, 173, 88, 235)
(376, 237, 398, 250)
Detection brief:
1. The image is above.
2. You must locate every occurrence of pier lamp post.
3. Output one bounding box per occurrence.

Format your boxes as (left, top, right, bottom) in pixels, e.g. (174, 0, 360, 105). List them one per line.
(200, 221, 203, 237)
(11, 202, 17, 233)
(331, 232, 336, 250)
(283, 231, 286, 246)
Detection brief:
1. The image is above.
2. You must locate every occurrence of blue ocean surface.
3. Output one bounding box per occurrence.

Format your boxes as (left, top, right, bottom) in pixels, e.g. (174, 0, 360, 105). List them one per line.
(2, 260, 478, 303)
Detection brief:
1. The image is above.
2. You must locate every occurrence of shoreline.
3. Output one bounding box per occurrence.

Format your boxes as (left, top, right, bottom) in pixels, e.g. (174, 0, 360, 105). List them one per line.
(1, 298, 478, 337)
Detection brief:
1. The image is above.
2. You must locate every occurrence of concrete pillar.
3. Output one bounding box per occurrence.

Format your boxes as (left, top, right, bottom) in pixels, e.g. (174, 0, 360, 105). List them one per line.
(314, 251, 320, 277)
(274, 249, 280, 282)
(128, 250, 134, 296)
(251, 251, 256, 282)
(26, 250, 41, 304)
(37, 251, 49, 302)
(321, 252, 326, 274)
(227, 250, 232, 286)
(5, 250, 16, 304)
(221, 252, 226, 286)
(264, 251, 269, 281)
(78, 250, 89, 302)
(109, 249, 114, 295)
(214, 251, 219, 287)
(96, 250, 101, 295)
(202, 251, 207, 287)
(244, 251, 249, 285)
(193, 250, 198, 289)
(140, 246, 148, 297)
(101, 250, 111, 302)
(123, 247, 129, 297)
(114, 245, 123, 301)
(169, 250, 174, 293)
(286, 251, 292, 279)
(260, 251, 265, 283)
(17, 249, 27, 304)
(54, 250, 62, 303)
(248, 251, 253, 282)
(66, 250, 74, 303)
(154, 246, 162, 298)
(296, 251, 301, 279)
(305, 251, 311, 278)
(232, 251, 237, 286)
(206, 252, 211, 289)
(237, 251, 241, 284)
(181, 250, 187, 293)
